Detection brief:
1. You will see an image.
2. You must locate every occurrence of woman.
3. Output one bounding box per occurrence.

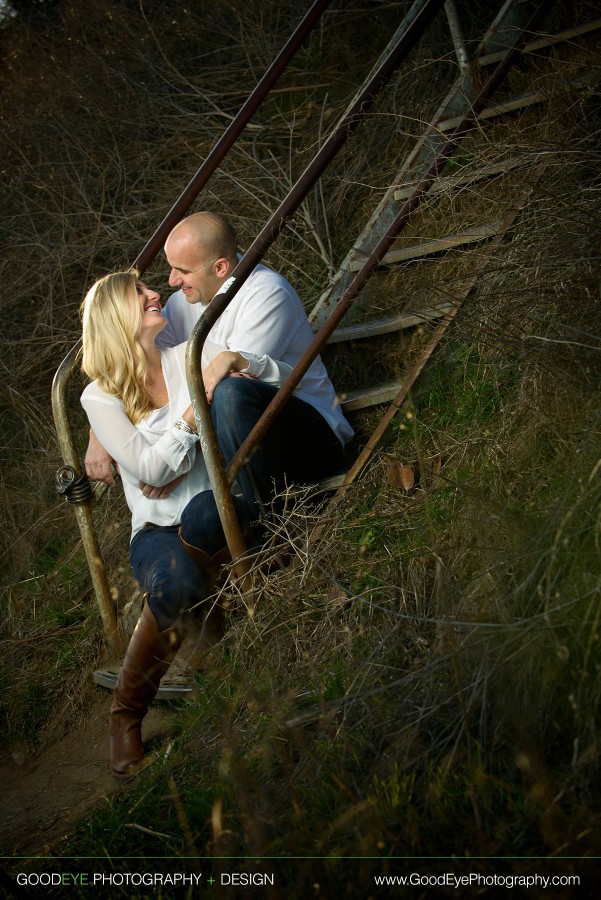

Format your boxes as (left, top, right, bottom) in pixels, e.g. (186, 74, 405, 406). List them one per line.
(80, 271, 290, 778)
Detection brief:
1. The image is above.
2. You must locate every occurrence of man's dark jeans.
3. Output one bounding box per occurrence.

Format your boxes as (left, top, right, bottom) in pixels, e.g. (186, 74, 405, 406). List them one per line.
(210, 377, 344, 519)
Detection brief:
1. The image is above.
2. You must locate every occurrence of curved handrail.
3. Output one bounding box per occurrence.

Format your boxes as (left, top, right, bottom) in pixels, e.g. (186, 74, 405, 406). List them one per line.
(51, 342, 125, 655)
(51, 0, 334, 643)
(185, 0, 447, 552)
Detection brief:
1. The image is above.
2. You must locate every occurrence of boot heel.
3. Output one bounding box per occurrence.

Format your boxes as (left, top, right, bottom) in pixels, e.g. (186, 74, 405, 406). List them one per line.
(109, 604, 181, 778)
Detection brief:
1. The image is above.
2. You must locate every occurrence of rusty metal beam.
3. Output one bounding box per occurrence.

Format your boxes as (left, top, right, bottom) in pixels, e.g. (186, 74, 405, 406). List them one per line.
(223, 0, 554, 487)
(186, 0, 448, 555)
(133, 0, 334, 274)
(52, 0, 334, 643)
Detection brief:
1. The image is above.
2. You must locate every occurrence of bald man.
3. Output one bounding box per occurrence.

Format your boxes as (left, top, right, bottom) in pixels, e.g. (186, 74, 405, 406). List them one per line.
(86, 212, 353, 523)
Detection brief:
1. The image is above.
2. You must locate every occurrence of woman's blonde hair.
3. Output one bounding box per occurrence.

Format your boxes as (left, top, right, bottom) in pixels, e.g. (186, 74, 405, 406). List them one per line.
(81, 271, 155, 424)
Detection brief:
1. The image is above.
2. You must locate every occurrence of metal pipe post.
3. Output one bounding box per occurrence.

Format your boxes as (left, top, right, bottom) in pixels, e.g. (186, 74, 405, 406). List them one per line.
(186, 0, 447, 551)
(51, 341, 125, 656)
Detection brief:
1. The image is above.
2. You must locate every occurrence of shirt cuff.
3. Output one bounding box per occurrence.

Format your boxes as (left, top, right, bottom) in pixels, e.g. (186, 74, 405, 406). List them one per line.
(237, 351, 263, 377)
(169, 424, 198, 450)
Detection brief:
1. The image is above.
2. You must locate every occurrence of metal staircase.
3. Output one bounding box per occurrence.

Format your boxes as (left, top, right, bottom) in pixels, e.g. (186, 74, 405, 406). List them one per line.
(52, 0, 601, 656)
(308, 3, 601, 449)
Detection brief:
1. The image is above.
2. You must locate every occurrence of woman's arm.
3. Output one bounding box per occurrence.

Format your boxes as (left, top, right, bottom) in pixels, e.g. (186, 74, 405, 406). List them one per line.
(81, 389, 198, 487)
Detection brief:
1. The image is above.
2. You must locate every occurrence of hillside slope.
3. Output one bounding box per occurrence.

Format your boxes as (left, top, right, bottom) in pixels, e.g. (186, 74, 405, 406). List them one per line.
(1, 0, 601, 894)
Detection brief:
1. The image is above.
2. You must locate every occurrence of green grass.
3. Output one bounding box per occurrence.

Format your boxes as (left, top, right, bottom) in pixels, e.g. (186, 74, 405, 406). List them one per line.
(0, 544, 94, 744)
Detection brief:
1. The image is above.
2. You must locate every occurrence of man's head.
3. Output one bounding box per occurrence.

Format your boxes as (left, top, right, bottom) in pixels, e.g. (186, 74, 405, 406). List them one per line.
(165, 211, 238, 305)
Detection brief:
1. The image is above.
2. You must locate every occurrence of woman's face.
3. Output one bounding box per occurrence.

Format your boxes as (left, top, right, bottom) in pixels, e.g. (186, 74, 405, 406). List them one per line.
(136, 281, 165, 344)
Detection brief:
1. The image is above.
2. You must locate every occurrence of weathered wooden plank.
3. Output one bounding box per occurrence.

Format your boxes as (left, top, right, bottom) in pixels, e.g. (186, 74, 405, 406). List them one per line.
(347, 221, 502, 272)
(325, 303, 453, 343)
(436, 90, 547, 133)
(310, 472, 347, 494)
(93, 669, 194, 699)
(340, 380, 404, 412)
(478, 18, 601, 67)
(393, 156, 530, 200)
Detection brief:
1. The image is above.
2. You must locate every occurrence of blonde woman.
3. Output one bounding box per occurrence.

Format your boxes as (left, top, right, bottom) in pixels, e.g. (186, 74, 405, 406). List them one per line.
(81, 271, 289, 778)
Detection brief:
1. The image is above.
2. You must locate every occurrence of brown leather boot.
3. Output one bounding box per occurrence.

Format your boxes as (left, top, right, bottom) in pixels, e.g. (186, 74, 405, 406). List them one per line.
(109, 604, 182, 779)
(178, 530, 231, 590)
(178, 530, 232, 672)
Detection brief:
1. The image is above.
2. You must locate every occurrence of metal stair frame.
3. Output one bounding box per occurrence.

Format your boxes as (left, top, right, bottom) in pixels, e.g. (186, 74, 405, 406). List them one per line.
(308, 0, 556, 329)
(51, 0, 563, 649)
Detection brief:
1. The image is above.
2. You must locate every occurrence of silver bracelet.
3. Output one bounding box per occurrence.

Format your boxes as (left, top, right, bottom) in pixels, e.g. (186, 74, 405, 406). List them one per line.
(173, 417, 196, 435)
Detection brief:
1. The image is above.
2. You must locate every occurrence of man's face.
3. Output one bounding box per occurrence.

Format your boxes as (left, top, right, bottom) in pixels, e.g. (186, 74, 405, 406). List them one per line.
(165, 236, 223, 305)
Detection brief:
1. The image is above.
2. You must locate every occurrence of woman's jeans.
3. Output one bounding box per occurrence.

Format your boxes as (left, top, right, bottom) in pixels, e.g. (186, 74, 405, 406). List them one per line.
(130, 380, 344, 631)
(130, 524, 205, 633)
(130, 490, 249, 632)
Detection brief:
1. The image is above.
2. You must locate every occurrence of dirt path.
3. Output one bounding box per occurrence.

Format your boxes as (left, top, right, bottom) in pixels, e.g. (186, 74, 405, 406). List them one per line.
(0, 685, 178, 859)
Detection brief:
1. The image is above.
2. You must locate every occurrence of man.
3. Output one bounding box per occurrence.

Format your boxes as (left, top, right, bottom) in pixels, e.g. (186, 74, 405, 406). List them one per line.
(86, 211, 353, 521)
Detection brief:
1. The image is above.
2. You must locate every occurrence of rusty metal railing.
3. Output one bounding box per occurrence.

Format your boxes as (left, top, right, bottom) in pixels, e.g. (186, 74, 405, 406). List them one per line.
(53, 0, 553, 647)
(52, 0, 334, 646)
(186, 0, 447, 571)
(185, 0, 552, 558)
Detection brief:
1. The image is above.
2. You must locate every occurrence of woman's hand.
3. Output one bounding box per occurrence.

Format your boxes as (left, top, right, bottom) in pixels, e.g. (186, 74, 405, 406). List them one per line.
(202, 351, 250, 403)
(139, 474, 186, 499)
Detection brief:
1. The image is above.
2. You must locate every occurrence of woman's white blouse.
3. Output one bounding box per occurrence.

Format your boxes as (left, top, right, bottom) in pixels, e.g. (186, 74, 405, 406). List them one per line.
(80, 342, 294, 540)
(81, 344, 210, 539)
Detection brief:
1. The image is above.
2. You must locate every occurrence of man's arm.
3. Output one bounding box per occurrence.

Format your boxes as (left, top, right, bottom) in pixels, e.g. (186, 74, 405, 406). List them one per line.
(202, 349, 294, 402)
(202, 351, 253, 402)
(85, 429, 117, 487)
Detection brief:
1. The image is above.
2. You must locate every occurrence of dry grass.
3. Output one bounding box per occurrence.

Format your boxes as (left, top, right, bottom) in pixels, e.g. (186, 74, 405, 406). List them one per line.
(1, 0, 601, 881)
(0, 0, 415, 744)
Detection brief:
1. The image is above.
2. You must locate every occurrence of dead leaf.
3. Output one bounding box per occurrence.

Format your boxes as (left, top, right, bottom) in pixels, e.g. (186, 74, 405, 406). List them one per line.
(388, 463, 415, 491)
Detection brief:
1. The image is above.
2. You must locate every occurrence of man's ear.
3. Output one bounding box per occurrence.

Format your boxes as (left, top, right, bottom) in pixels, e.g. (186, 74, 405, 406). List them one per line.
(214, 257, 231, 278)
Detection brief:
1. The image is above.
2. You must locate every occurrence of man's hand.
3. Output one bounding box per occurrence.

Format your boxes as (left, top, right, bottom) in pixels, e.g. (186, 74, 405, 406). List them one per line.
(139, 474, 185, 499)
(202, 350, 251, 403)
(85, 429, 117, 486)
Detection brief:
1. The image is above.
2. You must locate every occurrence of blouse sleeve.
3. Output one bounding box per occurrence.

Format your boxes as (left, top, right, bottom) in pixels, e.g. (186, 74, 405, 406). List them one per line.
(81, 388, 198, 486)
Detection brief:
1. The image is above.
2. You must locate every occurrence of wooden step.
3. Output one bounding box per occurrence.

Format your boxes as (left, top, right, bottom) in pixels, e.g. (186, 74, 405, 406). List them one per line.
(93, 669, 194, 699)
(311, 472, 347, 494)
(347, 220, 502, 272)
(478, 18, 601, 67)
(339, 379, 404, 412)
(393, 155, 530, 201)
(326, 303, 453, 343)
(436, 90, 548, 133)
